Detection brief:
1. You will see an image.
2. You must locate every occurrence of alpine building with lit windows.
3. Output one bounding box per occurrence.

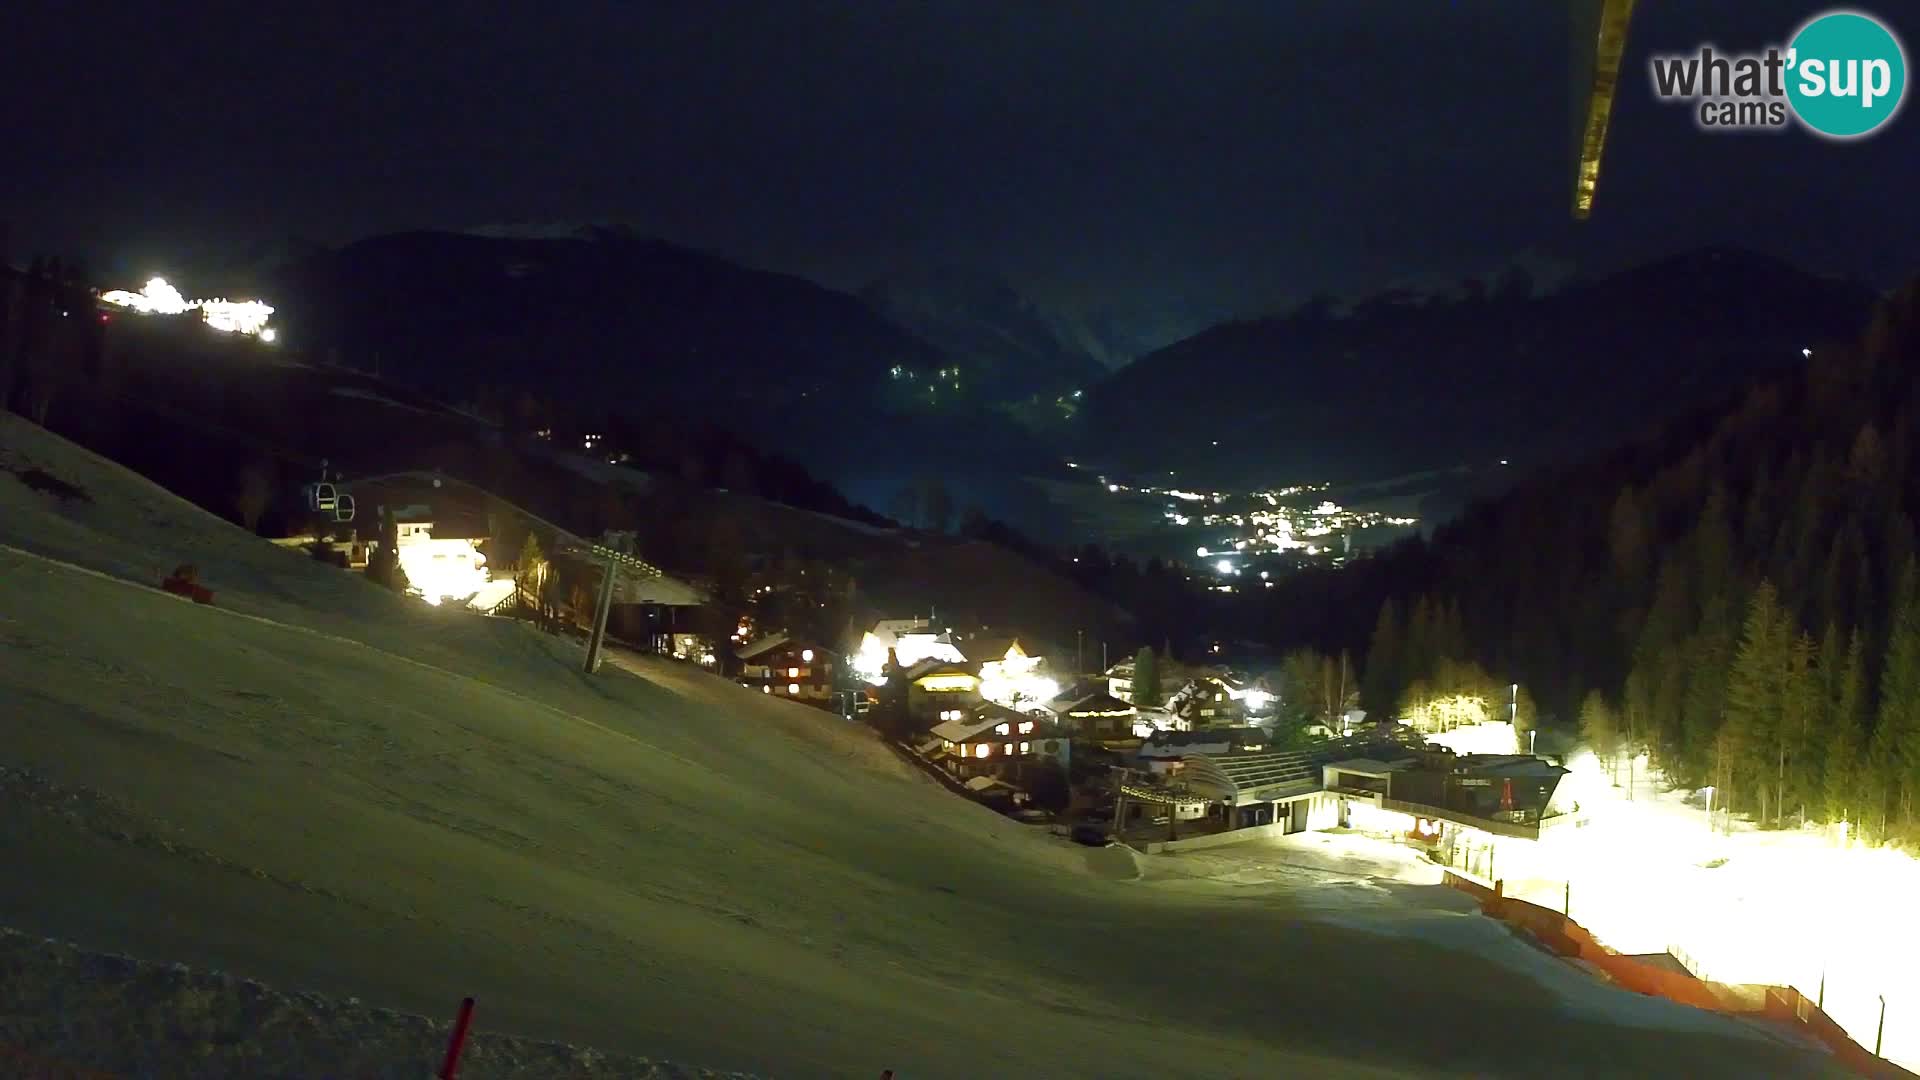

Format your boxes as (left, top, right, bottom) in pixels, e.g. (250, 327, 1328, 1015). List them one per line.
(926, 702, 1072, 784)
(736, 633, 836, 706)
(967, 637, 1062, 713)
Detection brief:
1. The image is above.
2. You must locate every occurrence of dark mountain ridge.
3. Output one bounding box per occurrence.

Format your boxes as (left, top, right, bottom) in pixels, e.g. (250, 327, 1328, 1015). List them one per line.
(1079, 247, 1882, 487)
(268, 228, 1067, 525)
(275, 228, 946, 408)
(861, 264, 1108, 407)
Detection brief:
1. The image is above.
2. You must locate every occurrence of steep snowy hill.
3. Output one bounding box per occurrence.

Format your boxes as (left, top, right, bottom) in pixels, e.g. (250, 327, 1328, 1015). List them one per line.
(0, 415, 1841, 1077)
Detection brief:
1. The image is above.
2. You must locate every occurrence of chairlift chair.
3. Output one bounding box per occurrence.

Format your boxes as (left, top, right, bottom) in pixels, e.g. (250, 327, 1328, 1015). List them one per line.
(304, 482, 337, 513)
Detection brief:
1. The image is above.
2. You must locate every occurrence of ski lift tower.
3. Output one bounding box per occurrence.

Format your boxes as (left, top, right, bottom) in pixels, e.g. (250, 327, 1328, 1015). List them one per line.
(339, 470, 667, 674)
(558, 534, 665, 675)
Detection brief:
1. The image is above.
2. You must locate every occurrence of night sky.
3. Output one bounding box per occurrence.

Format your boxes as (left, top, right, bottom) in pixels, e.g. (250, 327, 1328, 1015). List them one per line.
(3, 0, 1915, 326)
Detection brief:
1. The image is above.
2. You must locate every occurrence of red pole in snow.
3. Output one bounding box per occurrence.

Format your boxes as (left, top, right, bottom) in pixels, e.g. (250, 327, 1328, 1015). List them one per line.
(439, 997, 476, 1079)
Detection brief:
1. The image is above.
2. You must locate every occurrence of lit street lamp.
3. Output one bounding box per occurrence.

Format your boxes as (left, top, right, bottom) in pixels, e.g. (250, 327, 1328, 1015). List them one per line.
(1511, 683, 1533, 754)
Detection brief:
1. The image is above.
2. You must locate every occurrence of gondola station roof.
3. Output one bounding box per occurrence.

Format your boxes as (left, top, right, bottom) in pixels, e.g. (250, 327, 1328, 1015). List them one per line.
(1181, 739, 1416, 807)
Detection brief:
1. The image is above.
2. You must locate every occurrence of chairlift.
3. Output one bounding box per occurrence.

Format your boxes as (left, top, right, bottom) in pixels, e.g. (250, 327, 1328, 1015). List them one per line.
(304, 482, 338, 513)
(304, 459, 352, 518)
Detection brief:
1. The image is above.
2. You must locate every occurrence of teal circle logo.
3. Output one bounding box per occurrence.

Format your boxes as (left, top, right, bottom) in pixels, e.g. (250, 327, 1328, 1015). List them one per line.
(1787, 11, 1907, 138)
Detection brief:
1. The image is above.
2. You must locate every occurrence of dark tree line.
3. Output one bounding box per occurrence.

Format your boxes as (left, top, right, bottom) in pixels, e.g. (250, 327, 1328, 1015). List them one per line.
(1, 245, 111, 424)
(1265, 278, 1920, 840)
(458, 385, 894, 529)
(1054, 542, 1214, 656)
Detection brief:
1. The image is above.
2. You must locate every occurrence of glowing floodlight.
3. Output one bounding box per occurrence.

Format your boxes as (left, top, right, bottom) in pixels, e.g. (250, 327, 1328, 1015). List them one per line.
(98, 276, 278, 338)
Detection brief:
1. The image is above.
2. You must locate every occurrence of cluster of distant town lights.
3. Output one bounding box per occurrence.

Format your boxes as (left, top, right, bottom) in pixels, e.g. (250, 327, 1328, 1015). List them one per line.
(1067, 464, 1421, 588)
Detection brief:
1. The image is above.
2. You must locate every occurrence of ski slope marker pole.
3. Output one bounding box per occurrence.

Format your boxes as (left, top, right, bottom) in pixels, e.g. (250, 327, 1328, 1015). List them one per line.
(439, 996, 476, 1079)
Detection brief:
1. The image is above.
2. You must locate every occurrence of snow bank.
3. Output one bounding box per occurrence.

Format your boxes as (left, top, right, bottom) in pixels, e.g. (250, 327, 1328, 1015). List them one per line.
(1424, 721, 1521, 756)
(1081, 842, 1147, 880)
(0, 926, 759, 1079)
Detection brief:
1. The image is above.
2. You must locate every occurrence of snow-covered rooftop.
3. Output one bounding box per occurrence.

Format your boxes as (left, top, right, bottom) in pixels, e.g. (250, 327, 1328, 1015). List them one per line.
(1323, 758, 1416, 777)
(929, 714, 1002, 743)
(735, 632, 792, 660)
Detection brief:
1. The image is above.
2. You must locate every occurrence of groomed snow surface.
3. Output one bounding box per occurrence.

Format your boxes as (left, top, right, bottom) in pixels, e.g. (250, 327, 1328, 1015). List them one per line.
(0, 925, 757, 1079)
(0, 415, 1848, 1078)
(1502, 755, 1920, 1071)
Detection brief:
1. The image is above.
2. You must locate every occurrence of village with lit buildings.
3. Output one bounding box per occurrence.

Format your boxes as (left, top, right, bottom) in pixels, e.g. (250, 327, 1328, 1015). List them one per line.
(234, 379, 1580, 912)
(1074, 467, 1421, 588)
(12, 282, 1671, 1047)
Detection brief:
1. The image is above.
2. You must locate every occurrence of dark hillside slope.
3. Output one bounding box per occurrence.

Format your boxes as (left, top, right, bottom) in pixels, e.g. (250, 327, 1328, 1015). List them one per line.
(1266, 276, 1920, 821)
(1082, 248, 1878, 484)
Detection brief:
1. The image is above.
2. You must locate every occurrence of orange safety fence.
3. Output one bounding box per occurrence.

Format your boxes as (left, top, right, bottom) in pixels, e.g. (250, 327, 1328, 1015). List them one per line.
(1442, 873, 1915, 1079)
(1764, 986, 1914, 1080)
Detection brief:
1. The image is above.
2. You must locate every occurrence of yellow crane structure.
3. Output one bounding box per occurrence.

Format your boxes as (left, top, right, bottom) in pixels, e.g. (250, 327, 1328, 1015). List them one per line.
(1571, 0, 1640, 220)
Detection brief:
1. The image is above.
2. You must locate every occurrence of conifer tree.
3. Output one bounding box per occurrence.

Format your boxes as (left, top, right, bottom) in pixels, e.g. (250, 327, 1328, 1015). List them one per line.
(1362, 598, 1401, 716)
(1725, 581, 1788, 824)
(1783, 630, 1819, 823)
(1579, 690, 1619, 782)
(1873, 560, 1920, 830)
(1825, 629, 1868, 828)
(1131, 646, 1161, 708)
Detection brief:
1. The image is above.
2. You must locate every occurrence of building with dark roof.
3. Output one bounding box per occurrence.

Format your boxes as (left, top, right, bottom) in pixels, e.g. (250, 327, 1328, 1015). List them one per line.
(905, 660, 981, 726)
(1051, 691, 1140, 748)
(1137, 727, 1269, 762)
(1171, 737, 1588, 840)
(926, 702, 1072, 783)
(736, 633, 837, 706)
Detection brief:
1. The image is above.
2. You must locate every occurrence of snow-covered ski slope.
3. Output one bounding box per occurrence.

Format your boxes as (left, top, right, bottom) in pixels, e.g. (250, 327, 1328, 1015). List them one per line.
(0, 415, 1844, 1078)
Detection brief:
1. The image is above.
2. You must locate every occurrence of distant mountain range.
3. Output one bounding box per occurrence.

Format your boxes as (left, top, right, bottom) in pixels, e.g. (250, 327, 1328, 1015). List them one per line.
(860, 265, 1216, 381)
(861, 265, 1107, 403)
(273, 226, 947, 408)
(1077, 247, 1883, 486)
(1065, 300, 1224, 371)
(266, 228, 1065, 525)
(261, 230, 1886, 542)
